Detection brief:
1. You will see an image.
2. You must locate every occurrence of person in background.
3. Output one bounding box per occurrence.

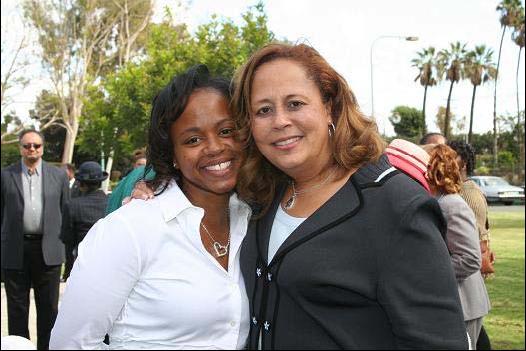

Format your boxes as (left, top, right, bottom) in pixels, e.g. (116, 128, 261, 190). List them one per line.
(231, 43, 467, 349)
(449, 140, 494, 350)
(60, 161, 109, 264)
(59, 163, 80, 282)
(131, 148, 147, 169)
(106, 165, 155, 214)
(423, 143, 490, 348)
(50, 65, 251, 349)
(420, 132, 447, 145)
(1, 129, 70, 350)
(385, 138, 431, 193)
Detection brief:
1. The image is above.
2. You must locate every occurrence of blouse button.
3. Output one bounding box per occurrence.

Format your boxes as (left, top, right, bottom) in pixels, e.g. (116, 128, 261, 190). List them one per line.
(230, 321, 236, 327)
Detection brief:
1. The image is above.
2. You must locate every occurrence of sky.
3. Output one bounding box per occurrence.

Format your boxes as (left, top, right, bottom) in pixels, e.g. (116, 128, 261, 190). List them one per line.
(2, 0, 525, 136)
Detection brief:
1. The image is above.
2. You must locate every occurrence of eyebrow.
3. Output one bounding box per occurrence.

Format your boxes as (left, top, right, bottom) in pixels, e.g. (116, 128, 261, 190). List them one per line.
(179, 117, 233, 135)
(252, 94, 308, 105)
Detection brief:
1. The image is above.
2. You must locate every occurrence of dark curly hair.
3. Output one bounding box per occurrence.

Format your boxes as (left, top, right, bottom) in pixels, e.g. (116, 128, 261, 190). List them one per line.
(144, 65, 231, 195)
(448, 140, 476, 176)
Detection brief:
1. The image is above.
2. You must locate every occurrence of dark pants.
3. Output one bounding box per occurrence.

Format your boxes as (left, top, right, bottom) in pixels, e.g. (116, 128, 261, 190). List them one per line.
(477, 325, 492, 350)
(62, 243, 75, 281)
(4, 239, 61, 350)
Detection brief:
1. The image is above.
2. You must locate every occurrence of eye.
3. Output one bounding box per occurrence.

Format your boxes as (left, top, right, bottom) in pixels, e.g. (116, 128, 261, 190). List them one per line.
(185, 136, 202, 145)
(255, 105, 272, 116)
(288, 100, 305, 110)
(219, 128, 235, 137)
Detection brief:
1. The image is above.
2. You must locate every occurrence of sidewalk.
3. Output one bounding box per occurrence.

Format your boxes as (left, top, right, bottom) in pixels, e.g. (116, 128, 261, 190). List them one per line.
(1, 282, 66, 341)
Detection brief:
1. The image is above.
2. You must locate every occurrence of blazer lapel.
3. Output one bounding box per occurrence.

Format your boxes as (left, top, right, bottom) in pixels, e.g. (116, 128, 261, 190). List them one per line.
(269, 176, 362, 267)
(11, 161, 24, 199)
(256, 184, 286, 266)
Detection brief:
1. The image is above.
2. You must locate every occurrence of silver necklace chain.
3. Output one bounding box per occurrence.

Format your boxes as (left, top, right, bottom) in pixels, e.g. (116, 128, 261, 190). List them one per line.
(200, 222, 230, 258)
(283, 168, 336, 210)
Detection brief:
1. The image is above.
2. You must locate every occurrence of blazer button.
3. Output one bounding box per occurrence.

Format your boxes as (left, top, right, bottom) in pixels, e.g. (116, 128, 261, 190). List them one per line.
(256, 267, 262, 277)
(263, 321, 271, 331)
(252, 316, 258, 325)
(267, 273, 272, 282)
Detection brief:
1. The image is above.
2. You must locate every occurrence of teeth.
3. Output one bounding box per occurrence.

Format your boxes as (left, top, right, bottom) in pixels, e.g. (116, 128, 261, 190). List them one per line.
(275, 137, 300, 146)
(205, 161, 231, 171)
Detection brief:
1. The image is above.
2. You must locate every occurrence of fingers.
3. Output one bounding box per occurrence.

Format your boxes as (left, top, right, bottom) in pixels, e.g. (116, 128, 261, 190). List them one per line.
(122, 196, 132, 206)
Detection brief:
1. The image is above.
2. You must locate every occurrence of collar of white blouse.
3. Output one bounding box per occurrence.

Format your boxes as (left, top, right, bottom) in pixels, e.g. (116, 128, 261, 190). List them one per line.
(157, 181, 252, 274)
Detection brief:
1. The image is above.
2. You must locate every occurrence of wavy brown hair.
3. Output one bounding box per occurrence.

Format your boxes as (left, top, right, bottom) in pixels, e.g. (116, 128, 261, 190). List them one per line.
(425, 144, 462, 194)
(231, 43, 385, 213)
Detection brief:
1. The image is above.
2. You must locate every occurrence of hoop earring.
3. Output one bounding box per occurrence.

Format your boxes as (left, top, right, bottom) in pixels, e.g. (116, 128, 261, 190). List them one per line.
(328, 122, 336, 137)
(173, 161, 178, 169)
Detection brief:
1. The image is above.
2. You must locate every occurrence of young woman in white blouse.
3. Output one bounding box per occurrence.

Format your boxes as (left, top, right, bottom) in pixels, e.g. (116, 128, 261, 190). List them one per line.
(50, 65, 252, 349)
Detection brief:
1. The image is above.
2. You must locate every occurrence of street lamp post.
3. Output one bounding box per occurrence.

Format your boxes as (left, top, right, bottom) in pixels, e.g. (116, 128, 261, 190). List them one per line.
(370, 35, 418, 135)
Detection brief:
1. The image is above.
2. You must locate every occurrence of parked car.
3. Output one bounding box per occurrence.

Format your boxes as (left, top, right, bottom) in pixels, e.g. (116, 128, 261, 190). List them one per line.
(470, 176, 525, 205)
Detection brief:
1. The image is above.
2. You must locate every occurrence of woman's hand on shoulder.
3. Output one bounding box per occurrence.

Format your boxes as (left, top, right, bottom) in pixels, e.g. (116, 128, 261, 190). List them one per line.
(122, 181, 155, 205)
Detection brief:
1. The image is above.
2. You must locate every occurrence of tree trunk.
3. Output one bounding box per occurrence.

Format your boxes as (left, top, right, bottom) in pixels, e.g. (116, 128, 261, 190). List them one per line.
(444, 81, 455, 140)
(493, 26, 507, 169)
(61, 121, 79, 164)
(517, 46, 524, 183)
(468, 84, 477, 144)
(422, 84, 428, 136)
(102, 150, 114, 194)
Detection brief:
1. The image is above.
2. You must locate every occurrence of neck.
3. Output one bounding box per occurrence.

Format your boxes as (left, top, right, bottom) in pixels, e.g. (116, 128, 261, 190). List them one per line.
(23, 158, 39, 171)
(182, 184, 230, 226)
(292, 161, 339, 191)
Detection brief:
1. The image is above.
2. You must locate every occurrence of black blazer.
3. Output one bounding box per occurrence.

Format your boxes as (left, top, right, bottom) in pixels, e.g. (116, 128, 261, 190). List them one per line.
(60, 189, 108, 248)
(240, 155, 468, 349)
(1, 160, 70, 269)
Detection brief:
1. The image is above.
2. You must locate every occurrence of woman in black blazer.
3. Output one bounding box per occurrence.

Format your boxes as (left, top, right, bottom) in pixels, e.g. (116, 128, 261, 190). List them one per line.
(232, 43, 468, 349)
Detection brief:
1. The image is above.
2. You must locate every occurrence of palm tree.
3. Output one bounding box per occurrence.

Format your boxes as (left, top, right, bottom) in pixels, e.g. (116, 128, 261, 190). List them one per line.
(511, 9, 525, 179)
(464, 45, 497, 143)
(437, 42, 467, 140)
(494, 0, 522, 167)
(411, 47, 438, 137)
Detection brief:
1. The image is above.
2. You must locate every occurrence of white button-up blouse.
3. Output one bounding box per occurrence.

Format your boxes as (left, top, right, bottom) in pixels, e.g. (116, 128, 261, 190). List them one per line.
(50, 182, 252, 350)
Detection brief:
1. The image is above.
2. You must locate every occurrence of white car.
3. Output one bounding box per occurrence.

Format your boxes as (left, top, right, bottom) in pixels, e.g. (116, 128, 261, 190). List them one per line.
(470, 176, 525, 205)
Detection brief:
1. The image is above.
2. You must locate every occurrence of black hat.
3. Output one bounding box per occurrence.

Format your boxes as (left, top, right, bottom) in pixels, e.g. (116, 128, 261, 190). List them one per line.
(75, 161, 108, 183)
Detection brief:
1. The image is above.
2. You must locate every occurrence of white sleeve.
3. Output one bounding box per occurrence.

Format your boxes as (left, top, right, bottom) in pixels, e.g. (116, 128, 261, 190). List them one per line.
(50, 213, 142, 349)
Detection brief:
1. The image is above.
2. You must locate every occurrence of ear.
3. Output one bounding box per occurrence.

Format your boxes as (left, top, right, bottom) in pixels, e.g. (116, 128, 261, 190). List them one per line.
(324, 100, 333, 125)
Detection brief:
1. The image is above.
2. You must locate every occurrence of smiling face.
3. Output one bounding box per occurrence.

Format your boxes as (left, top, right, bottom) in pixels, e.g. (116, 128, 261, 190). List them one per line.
(249, 59, 333, 178)
(170, 89, 242, 198)
(19, 131, 44, 165)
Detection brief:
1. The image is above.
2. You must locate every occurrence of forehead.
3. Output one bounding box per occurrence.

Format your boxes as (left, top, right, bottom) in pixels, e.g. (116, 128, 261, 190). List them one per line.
(20, 132, 43, 143)
(251, 59, 318, 100)
(173, 89, 231, 130)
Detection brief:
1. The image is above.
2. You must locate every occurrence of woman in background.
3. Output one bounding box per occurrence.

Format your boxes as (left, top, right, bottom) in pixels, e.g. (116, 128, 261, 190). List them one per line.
(424, 143, 490, 348)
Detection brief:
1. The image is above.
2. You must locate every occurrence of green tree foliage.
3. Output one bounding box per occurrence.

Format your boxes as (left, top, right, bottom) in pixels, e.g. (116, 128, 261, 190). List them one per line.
(389, 106, 425, 141)
(437, 41, 467, 140)
(411, 46, 438, 135)
(78, 3, 275, 172)
(464, 45, 497, 143)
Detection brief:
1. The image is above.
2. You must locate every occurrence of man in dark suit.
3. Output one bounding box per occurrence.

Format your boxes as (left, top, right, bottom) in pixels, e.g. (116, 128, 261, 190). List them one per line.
(1, 129, 70, 350)
(61, 161, 108, 264)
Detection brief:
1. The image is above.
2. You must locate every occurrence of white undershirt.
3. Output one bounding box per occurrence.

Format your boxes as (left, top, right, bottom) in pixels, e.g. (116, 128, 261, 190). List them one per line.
(267, 205, 306, 263)
(50, 182, 252, 350)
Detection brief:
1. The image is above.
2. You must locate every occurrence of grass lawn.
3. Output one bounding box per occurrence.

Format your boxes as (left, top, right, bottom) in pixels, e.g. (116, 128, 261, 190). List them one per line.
(484, 208, 525, 350)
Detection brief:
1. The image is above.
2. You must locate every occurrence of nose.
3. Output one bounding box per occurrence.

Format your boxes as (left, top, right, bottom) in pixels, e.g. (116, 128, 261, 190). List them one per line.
(204, 135, 226, 156)
(271, 108, 291, 130)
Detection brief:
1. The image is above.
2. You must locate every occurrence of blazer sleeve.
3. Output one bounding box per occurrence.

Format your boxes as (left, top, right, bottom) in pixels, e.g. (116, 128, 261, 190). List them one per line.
(377, 195, 468, 349)
(59, 202, 74, 245)
(50, 213, 142, 349)
(442, 198, 481, 281)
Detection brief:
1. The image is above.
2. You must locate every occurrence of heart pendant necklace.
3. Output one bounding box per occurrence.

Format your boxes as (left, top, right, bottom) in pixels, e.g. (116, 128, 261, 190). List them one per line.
(201, 222, 230, 258)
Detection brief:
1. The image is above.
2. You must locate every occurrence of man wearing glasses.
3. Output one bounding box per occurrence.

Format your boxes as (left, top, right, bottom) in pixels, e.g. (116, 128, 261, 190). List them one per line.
(1, 129, 70, 350)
